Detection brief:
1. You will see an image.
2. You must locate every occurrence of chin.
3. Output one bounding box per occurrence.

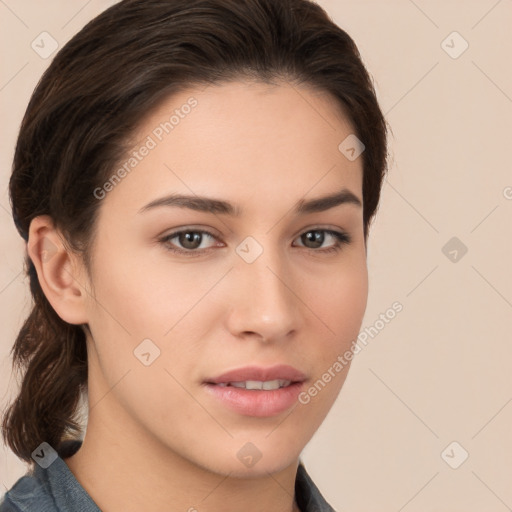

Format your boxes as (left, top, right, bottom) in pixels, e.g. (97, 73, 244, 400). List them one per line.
(189, 443, 302, 479)
(222, 456, 299, 479)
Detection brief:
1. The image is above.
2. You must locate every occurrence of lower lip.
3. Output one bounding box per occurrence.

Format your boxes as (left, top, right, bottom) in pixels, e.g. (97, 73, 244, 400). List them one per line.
(203, 382, 304, 417)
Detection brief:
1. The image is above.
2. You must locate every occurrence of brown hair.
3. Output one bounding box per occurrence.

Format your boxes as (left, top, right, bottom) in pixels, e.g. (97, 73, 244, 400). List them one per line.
(2, 0, 389, 463)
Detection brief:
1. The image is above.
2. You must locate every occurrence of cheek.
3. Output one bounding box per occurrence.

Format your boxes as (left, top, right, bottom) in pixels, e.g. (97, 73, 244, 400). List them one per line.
(83, 256, 213, 417)
(86, 252, 226, 365)
(89, 247, 186, 327)
(296, 262, 367, 413)
(308, 256, 368, 349)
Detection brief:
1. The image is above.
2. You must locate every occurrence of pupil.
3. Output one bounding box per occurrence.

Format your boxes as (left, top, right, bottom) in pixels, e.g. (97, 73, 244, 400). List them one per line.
(304, 231, 324, 248)
(180, 232, 201, 249)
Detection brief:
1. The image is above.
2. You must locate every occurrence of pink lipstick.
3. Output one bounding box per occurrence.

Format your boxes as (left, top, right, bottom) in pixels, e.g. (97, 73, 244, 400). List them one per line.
(203, 365, 306, 417)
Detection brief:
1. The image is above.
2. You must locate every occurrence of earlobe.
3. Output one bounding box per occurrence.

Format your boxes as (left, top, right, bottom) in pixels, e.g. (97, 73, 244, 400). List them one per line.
(27, 215, 89, 325)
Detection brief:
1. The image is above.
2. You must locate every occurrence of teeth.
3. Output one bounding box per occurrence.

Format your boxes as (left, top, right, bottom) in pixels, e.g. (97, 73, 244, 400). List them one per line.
(217, 379, 291, 390)
(231, 381, 249, 389)
(246, 380, 264, 390)
(262, 380, 282, 390)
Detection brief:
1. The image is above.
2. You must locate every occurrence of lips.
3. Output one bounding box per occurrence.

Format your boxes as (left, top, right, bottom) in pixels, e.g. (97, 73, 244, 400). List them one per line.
(203, 365, 307, 417)
(205, 364, 307, 385)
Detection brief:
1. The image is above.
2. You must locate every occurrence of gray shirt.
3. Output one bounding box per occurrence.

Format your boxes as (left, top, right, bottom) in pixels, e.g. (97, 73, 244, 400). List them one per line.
(0, 440, 335, 511)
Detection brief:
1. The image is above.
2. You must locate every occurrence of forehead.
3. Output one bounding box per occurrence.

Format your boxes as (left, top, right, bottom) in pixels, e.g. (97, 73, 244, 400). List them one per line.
(101, 80, 363, 216)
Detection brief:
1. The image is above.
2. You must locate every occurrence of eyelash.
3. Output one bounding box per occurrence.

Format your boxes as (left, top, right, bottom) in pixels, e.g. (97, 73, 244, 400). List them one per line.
(159, 228, 351, 256)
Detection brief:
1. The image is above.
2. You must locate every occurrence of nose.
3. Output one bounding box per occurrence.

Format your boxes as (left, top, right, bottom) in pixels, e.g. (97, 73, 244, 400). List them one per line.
(225, 248, 303, 343)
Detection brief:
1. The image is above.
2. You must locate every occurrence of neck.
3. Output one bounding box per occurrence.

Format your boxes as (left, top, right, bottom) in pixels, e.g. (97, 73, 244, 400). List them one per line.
(65, 402, 301, 512)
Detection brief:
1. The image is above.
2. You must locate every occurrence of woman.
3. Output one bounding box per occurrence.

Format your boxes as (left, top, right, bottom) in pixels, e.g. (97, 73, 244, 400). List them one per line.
(0, 0, 388, 510)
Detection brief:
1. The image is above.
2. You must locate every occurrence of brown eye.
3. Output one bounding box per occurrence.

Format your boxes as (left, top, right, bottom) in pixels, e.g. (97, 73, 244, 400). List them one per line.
(294, 229, 351, 253)
(160, 230, 218, 253)
(301, 231, 325, 248)
(178, 231, 203, 250)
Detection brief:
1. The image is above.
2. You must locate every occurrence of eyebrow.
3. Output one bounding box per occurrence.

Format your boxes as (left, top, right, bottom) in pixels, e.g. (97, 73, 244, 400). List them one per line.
(138, 188, 362, 216)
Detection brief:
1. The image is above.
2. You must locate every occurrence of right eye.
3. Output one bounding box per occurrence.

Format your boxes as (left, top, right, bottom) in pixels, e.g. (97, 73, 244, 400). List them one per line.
(159, 229, 221, 254)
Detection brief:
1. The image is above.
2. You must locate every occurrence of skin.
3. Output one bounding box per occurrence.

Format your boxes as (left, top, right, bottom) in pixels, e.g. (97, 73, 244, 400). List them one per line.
(29, 80, 368, 512)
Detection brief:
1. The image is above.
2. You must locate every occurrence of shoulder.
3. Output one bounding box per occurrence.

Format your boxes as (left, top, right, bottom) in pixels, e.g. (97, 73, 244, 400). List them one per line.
(295, 461, 337, 512)
(0, 439, 95, 512)
(0, 495, 19, 511)
(0, 469, 56, 511)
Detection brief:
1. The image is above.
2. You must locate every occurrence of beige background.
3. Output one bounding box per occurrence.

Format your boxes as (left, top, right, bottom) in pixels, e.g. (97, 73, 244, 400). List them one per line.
(1, 1, 511, 510)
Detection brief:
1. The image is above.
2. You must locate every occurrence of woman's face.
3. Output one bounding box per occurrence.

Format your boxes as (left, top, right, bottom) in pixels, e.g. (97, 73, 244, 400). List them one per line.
(81, 80, 368, 476)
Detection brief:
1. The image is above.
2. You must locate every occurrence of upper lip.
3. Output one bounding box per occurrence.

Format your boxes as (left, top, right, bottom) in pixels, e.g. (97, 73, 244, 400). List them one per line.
(205, 365, 307, 384)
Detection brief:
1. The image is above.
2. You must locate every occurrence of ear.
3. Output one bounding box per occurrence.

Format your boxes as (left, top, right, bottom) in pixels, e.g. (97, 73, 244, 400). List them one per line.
(27, 215, 90, 325)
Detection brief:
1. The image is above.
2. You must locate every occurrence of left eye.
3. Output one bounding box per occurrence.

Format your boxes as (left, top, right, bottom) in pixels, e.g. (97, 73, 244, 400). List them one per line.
(160, 228, 350, 254)
(294, 229, 350, 250)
